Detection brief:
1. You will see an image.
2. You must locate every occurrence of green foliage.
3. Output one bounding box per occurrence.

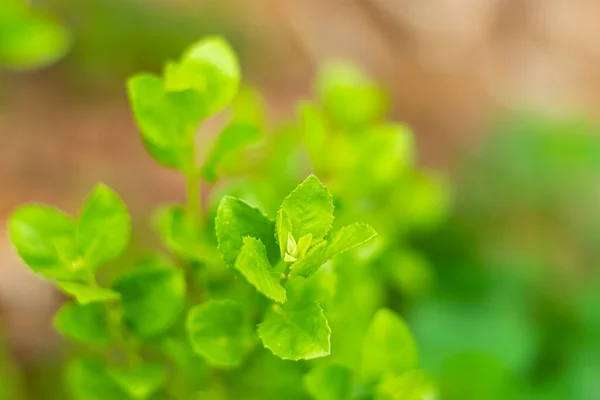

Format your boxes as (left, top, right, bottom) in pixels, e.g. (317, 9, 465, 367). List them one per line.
(54, 302, 111, 346)
(0, 0, 70, 70)
(304, 364, 353, 400)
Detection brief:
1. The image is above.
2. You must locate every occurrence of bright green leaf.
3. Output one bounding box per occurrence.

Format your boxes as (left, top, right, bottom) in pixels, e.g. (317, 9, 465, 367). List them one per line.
(66, 359, 129, 400)
(235, 237, 286, 303)
(279, 175, 334, 243)
(113, 262, 186, 337)
(276, 209, 293, 259)
(216, 196, 278, 267)
(375, 370, 437, 400)
(296, 234, 313, 258)
(290, 240, 328, 278)
(258, 302, 330, 361)
(54, 302, 110, 345)
(362, 308, 419, 383)
(201, 123, 261, 183)
(127, 73, 201, 172)
(186, 299, 254, 367)
(165, 36, 240, 115)
(57, 282, 120, 305)
(232, 85, 265, 127)
(77, 184, 130, 270)
(326, 223, 377, 258)
(108, 364, 167, 400)
(304, 364, 353, 400)
(8, 204, 78, 279)
(298, 102, 329, 172)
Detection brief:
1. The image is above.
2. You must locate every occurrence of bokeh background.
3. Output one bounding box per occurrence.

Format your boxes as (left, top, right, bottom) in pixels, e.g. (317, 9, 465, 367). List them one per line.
(3, 0, 600, 399)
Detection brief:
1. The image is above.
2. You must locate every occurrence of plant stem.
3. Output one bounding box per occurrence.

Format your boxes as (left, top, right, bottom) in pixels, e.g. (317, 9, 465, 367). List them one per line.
(185, 172, 202, 226)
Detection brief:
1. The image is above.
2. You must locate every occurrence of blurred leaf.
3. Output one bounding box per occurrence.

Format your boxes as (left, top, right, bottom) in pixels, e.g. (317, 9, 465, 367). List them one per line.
(362, 308, 418, 383)
(232, 86, 266, 128)
(187, 299, 254, 367)
(375, 370, 437, 400)
(304, 364, 353, 400)
(259, 303, 330, 361)
(113, 262, 186, 337)
(66, 359, 129, 400)
(77, 184, 130, 270)
(165, 36, 240, 116)
(108, 364, 167, 400)
(8, 204, 78, 280)
(0, 2, 70, 70)
(216, 196, 278, 267)
(279, 175, 334, 243)
(201, 123, 261, 182)
(127, 73, 201, 172)
(54, 302, 110, 345)
(298, 102, 328, 172)
(235, 237, 286, 303)
(153, 205, 202, 261)
(317, 62, 387, 128)
(57, 282, 120, 305)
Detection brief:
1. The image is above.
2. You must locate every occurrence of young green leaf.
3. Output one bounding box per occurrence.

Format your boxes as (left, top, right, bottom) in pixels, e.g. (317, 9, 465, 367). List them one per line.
(258, 303, 330, 361)
(362, 308, 419, 383)
(375, 370, 437, 400)
(216, 196, 278, 267)
(127, 73, 200, 172)
(113, 262, 186, 337)
(66, 359, 129, 400)
(290, 240, 329, 278)
(276, 209, 293, 259)
(107, 364, 167, 400)
(304, 364, 353, 400)
(8, 204, 78, 279)
(326, 223, 377, 258)
(57, 282, 120, 305)
(279, 175, 334, 243)
(235, 237, 286, 303)
(186, 299, 254, 367)
(77, 184, 130, 270)
(201, 123, 261, 183)
(317, 61, 387, 128)
(54, 302, 110, 345)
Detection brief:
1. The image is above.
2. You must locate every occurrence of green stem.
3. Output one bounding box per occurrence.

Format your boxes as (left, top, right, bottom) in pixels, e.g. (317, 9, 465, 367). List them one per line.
(185, 172, 202, 226)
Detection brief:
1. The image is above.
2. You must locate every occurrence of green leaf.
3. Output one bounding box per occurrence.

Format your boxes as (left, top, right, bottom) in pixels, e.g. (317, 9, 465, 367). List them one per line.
(326, 223, 377, 258)
(108, 364, 167, 400)
(362, 308, 419, 383)
(153, 205, 202, 261)
(216, 196, 278, 267)
(165, 36, 240, 116)
(304, 364, 353, 400)
(232, 85, 266, 127)
(290, 240, 329, 278)
(186, 299, 254, 367)
(8, 204, 78, 279)
(57, 282, 120, 305)
(317, 61, 387, 128)
(279, 175, 334, 243)
(201, 123, 261, 183)
(258, 302, 330, 360)
(77, 184, 130, 270)
(127, 73, 201, 172)
(235, 237, 286, 303)
(113, 262, 186, 337)
(0, 6, 70, 71)
(375, 370, 437, 400)
(54, 302, 110, 345)
(66, 359, 129, 400)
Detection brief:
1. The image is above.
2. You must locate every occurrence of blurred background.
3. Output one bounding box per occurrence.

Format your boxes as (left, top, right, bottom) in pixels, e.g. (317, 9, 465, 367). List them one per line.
(3, 0, 600, 399)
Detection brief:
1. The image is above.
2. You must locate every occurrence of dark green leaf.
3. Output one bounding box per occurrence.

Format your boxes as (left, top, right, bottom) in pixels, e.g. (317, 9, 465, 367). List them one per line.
(54, 302, 110, 345)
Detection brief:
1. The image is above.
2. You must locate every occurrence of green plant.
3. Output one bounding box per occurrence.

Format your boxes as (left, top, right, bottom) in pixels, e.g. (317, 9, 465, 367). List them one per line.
(6, 37, 434, 399)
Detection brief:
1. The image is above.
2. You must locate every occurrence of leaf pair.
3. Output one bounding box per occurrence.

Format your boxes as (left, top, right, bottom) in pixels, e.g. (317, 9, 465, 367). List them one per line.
(127, 36, 261, 179)
(9, 184, 130, 285)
